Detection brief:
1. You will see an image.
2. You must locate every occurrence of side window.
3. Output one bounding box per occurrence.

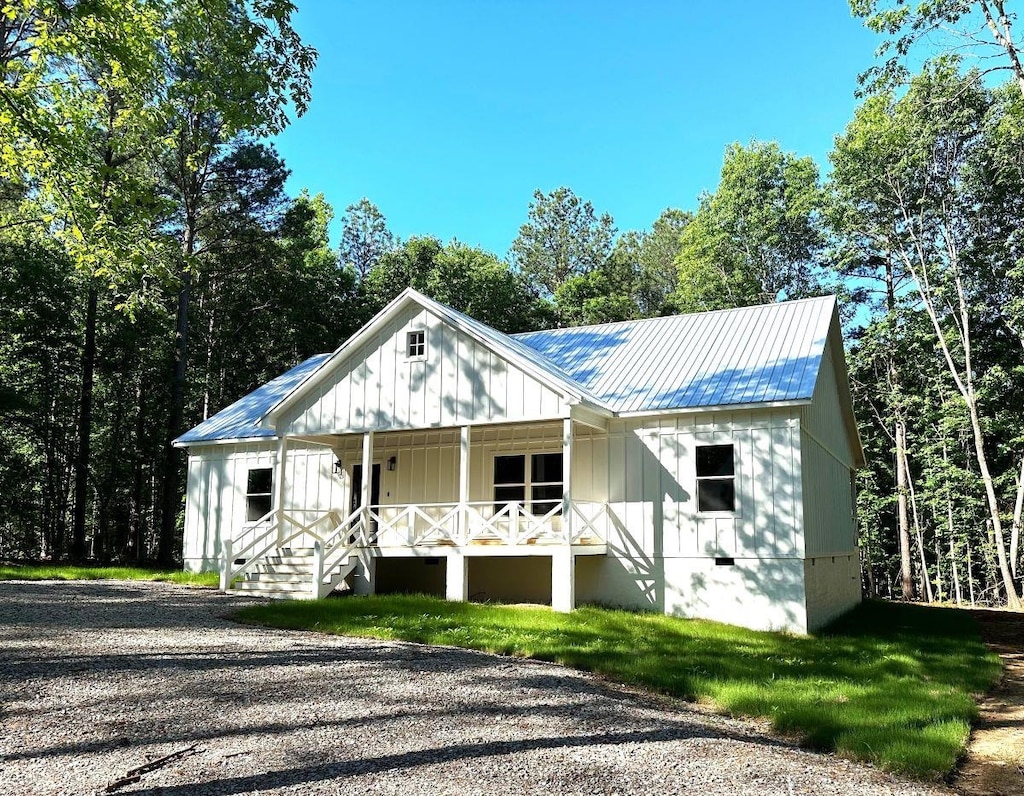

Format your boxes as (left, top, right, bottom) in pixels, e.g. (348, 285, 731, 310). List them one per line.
(696, 444, 735, 512)
(406, 330, 426, 358)
(246, 468, 273, 522)
(493, 455, 526, 510)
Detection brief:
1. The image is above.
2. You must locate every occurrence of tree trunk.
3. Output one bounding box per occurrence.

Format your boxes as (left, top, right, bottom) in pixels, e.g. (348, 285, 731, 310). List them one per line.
(158, 265, 191, 565)
(907, 462, 933, 602)
(71, 282, 98, 562)
(896, 421, 914, 600)
(1010, 453, 1023, 581)
(943, 439, 962, 605)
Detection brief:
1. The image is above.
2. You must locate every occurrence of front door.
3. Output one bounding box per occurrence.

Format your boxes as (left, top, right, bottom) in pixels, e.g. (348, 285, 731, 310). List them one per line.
(350, 463, 382, 522)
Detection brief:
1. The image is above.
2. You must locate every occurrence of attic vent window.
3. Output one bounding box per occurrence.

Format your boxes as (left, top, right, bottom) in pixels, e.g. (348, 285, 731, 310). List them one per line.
(406, 330, 425, 358)
(696, 444, 736, 512)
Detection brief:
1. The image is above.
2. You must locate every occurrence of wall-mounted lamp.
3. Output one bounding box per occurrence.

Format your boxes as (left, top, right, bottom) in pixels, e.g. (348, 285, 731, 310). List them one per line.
(387, 455, 397, 471)
(332, 458, 343, 476)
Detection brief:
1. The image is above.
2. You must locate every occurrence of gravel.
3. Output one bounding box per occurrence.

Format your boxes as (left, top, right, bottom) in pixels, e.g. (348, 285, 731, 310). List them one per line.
(0, 581, 950, 796)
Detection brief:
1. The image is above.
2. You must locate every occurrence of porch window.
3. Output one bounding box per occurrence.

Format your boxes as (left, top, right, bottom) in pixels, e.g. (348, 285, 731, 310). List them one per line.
(530, 452, 563, 515)
(493, 452, 563, 515)
(493, 455, 525, 508)
(696, 444, 735, 512)
(246, 468, 273, 522)
(406, 330, 426, 358)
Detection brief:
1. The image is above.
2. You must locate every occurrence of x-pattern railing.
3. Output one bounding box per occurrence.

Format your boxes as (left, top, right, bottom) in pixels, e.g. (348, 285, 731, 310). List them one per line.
(220, 500, 611, 595)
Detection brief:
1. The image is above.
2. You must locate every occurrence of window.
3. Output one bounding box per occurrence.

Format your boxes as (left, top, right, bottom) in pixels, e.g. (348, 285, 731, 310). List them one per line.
(531, 452, 563, 515)
(406, 330, 425, 358)
(493, 455, 525, 509)
(696, 444, 735, 512)
(246, 468, 273, 522)
(493, 452, 563, 515)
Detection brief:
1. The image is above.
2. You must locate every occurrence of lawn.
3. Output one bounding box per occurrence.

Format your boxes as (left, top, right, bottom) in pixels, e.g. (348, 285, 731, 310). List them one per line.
(0, 563, 219, 587)
(235, 595, 1001, 780)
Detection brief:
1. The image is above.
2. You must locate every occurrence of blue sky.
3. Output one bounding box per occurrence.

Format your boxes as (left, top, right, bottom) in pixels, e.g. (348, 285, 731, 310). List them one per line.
(272, 1, 880, 255)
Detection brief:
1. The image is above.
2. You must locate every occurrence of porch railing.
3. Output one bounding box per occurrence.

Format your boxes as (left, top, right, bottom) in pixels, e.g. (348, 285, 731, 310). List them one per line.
(219, 500, 610, 594)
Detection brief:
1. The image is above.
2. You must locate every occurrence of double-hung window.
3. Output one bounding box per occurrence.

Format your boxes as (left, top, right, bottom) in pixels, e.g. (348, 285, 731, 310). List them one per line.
(696, 444, 735, 512)
(493, 452, 564, 515)
(246, 468, 273, 522)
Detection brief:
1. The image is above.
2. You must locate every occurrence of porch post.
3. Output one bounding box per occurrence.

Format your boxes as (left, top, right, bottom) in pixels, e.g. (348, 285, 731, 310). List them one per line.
(459, 425, 470, 543)
(562, 417, 573, 542)
(360, 430, 374, 539)
(274, 435, 288, 545)
(551, 546, 575, 613)
(446, 551, 468, 602)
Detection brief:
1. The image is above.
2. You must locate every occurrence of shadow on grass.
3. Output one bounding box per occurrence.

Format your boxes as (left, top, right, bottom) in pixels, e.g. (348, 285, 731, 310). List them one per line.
(235, 596, 1001, 780)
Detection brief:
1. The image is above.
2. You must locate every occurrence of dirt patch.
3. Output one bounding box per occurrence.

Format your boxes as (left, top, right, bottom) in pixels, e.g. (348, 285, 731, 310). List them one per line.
(955, 609, 1024, 796)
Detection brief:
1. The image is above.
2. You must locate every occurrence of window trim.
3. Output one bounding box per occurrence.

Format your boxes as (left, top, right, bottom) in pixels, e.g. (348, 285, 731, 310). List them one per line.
(245, 467, 274, 523)
(695, 443, 738, 515)
(492, 450, 564, 516)
(406, 329, 426, 359)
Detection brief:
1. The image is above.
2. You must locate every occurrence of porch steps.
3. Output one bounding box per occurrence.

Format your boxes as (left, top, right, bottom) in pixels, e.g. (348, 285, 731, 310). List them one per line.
(229, 546, 358, 599)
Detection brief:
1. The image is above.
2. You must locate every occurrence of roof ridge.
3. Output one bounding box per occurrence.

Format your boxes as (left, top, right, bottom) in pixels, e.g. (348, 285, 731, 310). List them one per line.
(513, 294, 837, 338)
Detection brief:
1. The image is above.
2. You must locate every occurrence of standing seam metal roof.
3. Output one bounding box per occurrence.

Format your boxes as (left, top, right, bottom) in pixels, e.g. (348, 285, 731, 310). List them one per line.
(175, 295, 836, 445)
(513, 296, 836, 413)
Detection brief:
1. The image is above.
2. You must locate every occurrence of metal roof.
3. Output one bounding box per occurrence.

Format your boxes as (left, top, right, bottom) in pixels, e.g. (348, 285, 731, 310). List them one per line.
(415, 292, 613, 411)
(177, 295, 837, 445)
(513, 296, 836, 413)
(172, 354, 331, 446)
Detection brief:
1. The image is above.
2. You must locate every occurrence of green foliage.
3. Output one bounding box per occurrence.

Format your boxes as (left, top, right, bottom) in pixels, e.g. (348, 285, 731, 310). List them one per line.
(851, 1, 1024, 98)
(237, 595, 1000, 780)
(362, 237, 550, 333)
(672, 140, 829, 313)
(0, 563, 218, 586)
(338, 197, 396, 279)
(510, 186, 617, 296)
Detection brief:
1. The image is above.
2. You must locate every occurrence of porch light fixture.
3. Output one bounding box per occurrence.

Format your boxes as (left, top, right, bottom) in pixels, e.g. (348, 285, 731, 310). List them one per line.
(387, 456, 397, 471)
(333, 458, 343, 476)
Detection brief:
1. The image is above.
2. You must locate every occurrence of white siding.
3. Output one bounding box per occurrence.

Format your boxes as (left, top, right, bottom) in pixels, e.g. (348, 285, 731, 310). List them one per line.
(800, 347, 859, 557)
(181, 440, 343, 572)
(280, 305, 569, 436)
(573, 409, 809, 631)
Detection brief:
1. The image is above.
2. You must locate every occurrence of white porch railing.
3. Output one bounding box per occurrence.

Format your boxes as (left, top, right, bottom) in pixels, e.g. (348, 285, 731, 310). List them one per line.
(219, 500, 610, 596)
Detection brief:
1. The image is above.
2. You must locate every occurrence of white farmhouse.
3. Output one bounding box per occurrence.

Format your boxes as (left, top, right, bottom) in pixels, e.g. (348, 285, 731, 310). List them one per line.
(175, 289, 864, 633)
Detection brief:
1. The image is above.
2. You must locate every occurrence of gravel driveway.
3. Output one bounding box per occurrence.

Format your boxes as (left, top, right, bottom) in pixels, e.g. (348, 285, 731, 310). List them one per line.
(0, 581, 948, 796)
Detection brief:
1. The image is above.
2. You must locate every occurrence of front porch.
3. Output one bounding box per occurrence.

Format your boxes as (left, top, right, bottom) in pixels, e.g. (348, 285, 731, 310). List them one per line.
(220, 500, 609, 608)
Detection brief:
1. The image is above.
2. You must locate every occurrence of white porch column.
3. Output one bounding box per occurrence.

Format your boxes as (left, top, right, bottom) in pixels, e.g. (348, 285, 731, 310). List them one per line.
(551, 546, 575, 613)
(353, 553, 376, 595)
(459, 425, 471, 543)
(360, 430, 374, 538)
(562, 417, 573, 542)
(274, 435, 288, 544)
(446, 551, 469, 602)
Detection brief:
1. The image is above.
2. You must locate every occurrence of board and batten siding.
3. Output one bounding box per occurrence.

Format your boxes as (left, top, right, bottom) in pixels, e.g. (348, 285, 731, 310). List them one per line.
(573, 409, 812, 631)
(797, 343, 862, 628)
(800, 345, 858, 557)
(182, 441, 342, 572)
(280, 305, 569, 437)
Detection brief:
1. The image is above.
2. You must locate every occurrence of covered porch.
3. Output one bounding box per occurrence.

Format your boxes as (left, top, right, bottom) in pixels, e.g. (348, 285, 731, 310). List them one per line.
(221, 417, 611, 610)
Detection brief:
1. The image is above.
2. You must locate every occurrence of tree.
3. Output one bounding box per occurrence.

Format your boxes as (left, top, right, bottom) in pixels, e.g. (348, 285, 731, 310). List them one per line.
(156, 0, 317, 564)
(636, 208, 691, 316)
(510, 187, 617, 296)
(672, 141, 828, 313)
(830, 65, 1023, 608)
(852, 0, 1024, 98)
(338, 198, 395, 280)
(361, 237, 548, 333)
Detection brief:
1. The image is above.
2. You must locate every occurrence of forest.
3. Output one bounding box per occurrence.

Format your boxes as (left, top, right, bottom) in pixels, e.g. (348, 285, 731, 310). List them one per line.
(1, 1, 1024, 609)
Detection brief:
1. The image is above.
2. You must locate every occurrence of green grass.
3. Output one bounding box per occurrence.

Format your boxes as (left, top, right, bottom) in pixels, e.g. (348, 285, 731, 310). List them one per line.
(0, 563, 219, 587)
(235, 595, 1000, 780)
